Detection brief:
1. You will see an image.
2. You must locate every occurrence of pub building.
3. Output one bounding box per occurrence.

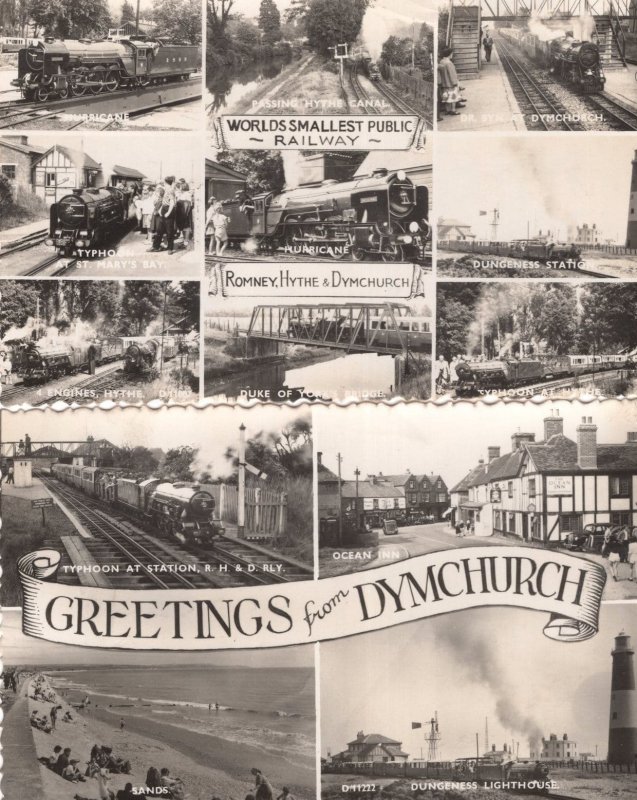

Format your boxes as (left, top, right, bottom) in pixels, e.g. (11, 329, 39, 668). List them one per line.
(450, 411, 637, 543)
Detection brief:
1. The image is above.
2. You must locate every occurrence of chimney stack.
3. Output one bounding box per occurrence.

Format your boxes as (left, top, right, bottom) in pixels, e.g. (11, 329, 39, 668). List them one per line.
(317, 451, 322, 466)
(577, 417, 598, 470)
(626, 150, 637, 248)
(543, 410, 564, 441)
(608, 631, 637, 763)
(511, 431, 536, 451)
(487, 446, 501, 463)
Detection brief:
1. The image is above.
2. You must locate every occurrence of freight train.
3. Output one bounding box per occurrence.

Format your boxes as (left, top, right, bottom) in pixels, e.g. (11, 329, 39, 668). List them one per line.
(217, 167, 429, 262)
(453, 353, 634, 395)
(51, 463, 223, 546)
(12, 35, 199, 101)
(46, 187, 133, 256)
(499, 28, 605, 92)
(323, 758, 551, 793)
(123, 337, 178, 374)
(440, 238, 582, 265)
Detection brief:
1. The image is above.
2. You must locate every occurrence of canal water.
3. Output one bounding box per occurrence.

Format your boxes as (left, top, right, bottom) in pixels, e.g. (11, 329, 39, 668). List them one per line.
(205, 352, 397, 402)
(207, 55, 291, 115)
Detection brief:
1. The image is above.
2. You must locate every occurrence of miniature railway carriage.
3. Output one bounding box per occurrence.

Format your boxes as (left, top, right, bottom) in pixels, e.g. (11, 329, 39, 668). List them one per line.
(222, 168, 429, 262)
(441, 239, 582, 263)
(47, 187, 132, 256)
(14, 36, 199, 101)
(50, 466, 223, 546)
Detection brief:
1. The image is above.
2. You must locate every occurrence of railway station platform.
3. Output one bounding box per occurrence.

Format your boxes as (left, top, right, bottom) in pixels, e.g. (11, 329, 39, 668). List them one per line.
(605, 68, 637, 112)
(3, 475, 91, 538)
(438, 46, 522, 131)
(0, 218, 47, 249)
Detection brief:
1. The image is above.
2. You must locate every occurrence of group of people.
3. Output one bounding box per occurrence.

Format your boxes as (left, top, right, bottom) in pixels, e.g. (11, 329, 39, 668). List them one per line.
(0, 348, 13, 385)
(454, 519, 475, 537)
(42, 745, 86, 782)
(205, 196, 230, 256)
(434, 353, 469, 393)
(604, 526, 637, 581)
(114, 176, 194, 255)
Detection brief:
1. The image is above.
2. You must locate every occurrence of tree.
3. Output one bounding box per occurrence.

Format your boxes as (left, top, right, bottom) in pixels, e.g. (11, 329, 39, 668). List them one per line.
(258, 0, 281, 44)
(118, 445, 160, 474)
(304, 0, 371, 56)
(435, 284, 482, 359)
(208, 0, 234, 40)
(216, 150, 285, 194)
(578, 284, 637, 353)
(28, 0, 111, 37)
(169, 281, 200, 329)
(120, 0, 135, 24)
(161, 445, 197, 480)
(224, 417, 313, 480)
(119, 282, 165, 335)
(0, 173, 12, 214)
(152, 0, 201, 43)
(0, 281, 41, 339)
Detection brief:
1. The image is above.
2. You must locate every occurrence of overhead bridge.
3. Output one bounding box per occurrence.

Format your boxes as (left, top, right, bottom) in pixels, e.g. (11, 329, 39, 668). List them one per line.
(1, 440, 103, 458)
(245, 303, 422, 358)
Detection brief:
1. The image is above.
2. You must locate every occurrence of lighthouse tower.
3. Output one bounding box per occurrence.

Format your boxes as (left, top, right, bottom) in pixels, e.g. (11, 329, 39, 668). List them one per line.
(608, 631, 637, 764)
(626, 151, 637, 247)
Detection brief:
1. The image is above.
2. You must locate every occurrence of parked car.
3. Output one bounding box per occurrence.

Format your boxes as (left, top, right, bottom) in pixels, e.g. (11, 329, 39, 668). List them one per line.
(383, 519, 399, 536)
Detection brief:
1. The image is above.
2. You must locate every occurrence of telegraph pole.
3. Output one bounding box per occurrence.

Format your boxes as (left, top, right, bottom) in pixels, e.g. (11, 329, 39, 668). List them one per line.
(238, 423, 246, 539)
(354, 467, 360, 530)
(337, 452, 343, 546)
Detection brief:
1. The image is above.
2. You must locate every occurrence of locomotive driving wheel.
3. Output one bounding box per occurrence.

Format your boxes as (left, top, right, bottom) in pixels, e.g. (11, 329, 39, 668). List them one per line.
(104, 70, 120, 92)
(89, 68, 105, 94)
(34, 85, 51, 102)
(70, 78, 87, 97)
(381, 242, 404, 263)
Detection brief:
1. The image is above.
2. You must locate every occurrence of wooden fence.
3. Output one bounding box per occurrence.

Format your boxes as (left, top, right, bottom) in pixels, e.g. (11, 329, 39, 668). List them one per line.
(541, 759, 637, 773)
(206, 483, 287, 541)
(384, 64, 434, 109)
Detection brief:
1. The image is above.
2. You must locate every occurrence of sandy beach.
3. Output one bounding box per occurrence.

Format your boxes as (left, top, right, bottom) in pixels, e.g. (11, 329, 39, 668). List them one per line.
(9, 673, 315, 800)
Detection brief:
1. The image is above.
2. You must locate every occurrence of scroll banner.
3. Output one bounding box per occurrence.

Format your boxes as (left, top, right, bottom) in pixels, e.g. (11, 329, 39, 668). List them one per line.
(207, 263, 429, 299)
(212, 115, 426, 150)
(18, 546, 606, 651)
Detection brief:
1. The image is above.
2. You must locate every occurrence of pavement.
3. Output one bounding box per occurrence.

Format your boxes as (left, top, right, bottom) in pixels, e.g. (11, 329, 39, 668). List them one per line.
(2, 686, 46, 800)
(438, 45, 522, 132)
(604, 66, 637, 111)
(0, 218, 47, 248)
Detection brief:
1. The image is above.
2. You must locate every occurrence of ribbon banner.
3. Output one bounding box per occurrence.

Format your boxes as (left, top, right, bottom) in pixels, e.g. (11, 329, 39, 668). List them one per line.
(206, 263, 429, 299)
(18, 546, 606, 651)
(212, 115, 426, 150)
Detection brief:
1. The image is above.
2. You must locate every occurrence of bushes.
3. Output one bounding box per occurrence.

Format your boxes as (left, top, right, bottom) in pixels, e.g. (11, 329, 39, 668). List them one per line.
(0, 174, 13, 213)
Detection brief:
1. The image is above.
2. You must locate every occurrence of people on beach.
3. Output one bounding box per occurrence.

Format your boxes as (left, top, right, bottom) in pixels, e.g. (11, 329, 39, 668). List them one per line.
(62, 758, 87, 782)
(116, 781, 141, 799)
(31, 709, 52, 733)
(277, 787, 296, 800)
(160, 766, 185, 799)
(55, 746, 72, 774)
(252, 767, 274, 800)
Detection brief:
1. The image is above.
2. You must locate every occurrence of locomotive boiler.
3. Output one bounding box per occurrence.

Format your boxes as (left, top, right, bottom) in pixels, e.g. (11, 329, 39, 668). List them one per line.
(21, 341, 100, 384)
(14, 36, 199, 101)
(221, 168, 429, 262)
(123, 337, 178, 374)
(47, 187, 132, 256)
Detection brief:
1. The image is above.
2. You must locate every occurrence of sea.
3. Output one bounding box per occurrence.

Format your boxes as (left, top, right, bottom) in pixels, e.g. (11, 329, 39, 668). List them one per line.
(49, 665, 315, 764)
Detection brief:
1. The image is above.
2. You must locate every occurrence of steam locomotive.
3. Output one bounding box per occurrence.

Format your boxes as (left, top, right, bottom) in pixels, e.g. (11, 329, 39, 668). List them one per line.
(51, 463, 223, 546)
(13, 36, 199, 101)
(123, 337, 178, 374)
(19, 339, 124, 385)
(46, 187, 132, 256)
(453, 353, 634, 395)
(440, 238, 582, 264)
(219, 168, 429, 262)
(499, 28, 605, 92)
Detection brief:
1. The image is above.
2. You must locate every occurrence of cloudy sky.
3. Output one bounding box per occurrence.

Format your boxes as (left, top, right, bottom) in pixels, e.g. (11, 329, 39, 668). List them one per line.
(437, 135, 637, 244)
(25, 133, 199, 186)
(321, 603, 635, 760)
(315, 399, 637, 487)
(1, 405, 310, 479)
(1, 608, 313, 667)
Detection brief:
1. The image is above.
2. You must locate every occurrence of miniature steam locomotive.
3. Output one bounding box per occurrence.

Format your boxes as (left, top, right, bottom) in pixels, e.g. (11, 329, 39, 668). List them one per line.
(441, 238, 582, 264)
(453, 354, 634, 395)
(51, 463, 223, 546)
(220, 168, 429, 262)
(499, 28, 605, 93)
(46, 187, 132, 256)
(19, 339, 124, 385)
(13, 35, 199, 101)
(123, 337, 178, 374)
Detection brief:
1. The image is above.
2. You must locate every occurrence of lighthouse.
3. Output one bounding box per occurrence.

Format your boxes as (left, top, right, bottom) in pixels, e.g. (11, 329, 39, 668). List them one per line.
(626, 151, 637, 247)
(608, 631, 637, 764)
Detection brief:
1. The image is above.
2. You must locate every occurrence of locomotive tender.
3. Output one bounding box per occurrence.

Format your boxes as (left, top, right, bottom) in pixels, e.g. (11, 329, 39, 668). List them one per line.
(14, 35, 199, 101)
(220, 167, 429, 262)
(47, 187, 132, 256)
(454, 354, 634, 395)
(51, 463, 223, 546)
(19, 338, 124, 384)
(499, 28, 605, 93)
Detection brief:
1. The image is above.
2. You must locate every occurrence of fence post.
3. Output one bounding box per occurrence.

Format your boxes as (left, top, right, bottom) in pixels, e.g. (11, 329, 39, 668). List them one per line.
(254, 486, 261, 534)
(278, 492, 288, 537)
(238, 424, 246, 539)
(219, 483, 227, 521)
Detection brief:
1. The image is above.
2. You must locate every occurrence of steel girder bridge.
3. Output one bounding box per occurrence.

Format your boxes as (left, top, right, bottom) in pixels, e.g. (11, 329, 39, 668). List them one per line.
(246, 303, 426, 358)
(450, 0, 632, 21)
(0, 440, 112, 459)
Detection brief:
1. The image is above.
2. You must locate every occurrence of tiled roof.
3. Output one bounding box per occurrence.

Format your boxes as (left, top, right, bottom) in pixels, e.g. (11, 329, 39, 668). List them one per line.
(341, 481, 403, 499)
(347, 733, 401, 746)
(72, 438, 119, 456)
(451, 462, 487, 493)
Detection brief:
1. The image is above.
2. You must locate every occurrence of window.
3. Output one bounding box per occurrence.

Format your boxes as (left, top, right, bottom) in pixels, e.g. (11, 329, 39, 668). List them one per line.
(45, 171, 56, 187)
(393, 499, 399, 509)
(507, 512, 516, 533)
(611, 511, 630, 526)
(437, 493, 446, 503)
(610, 475, 630, 497)
(508, 481, 513, 498)
(409, 480, 415, 489)
(560, 514, 582, 533)
(1, 164, 16, 180)
(437, 480, 442, 488)
(373, 499, 379, 510)
(528, 478, 536, 498)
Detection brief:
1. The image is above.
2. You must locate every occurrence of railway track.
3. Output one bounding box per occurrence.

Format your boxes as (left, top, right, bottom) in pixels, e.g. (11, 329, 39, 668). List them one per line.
(348, 64, 382, 114)
(456, 367, 632, 399)
(496, 40, 578, 131)
(0, 228, 47, 258)
(22, 255, 78, 277)
(41, 474, 312, 586)
(38, 474, 213, 590)
(29, 363, 127, 405)
(583, 92, 637, 131)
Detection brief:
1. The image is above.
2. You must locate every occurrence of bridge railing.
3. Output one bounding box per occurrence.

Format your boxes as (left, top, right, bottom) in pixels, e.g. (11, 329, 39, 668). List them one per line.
(451, 0, 632, 19)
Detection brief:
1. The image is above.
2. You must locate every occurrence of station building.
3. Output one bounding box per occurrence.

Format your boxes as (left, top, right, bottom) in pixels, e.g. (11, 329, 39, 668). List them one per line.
(450, 411, 637, 543)
(331, 731, 409, 764)
(530, 733, 578, 761)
